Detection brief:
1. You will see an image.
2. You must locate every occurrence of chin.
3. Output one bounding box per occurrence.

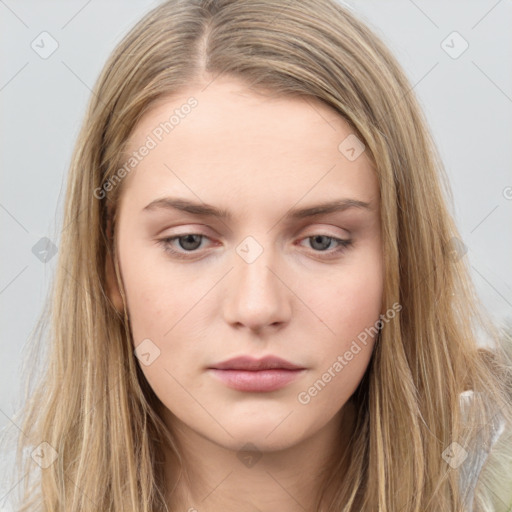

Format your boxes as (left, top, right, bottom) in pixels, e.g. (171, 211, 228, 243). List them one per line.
(219, 430, 304, 453)
(207, 414, 313, 452)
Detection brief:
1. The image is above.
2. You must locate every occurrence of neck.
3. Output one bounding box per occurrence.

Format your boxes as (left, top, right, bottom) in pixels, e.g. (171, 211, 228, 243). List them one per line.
(162, 401, 356, 512)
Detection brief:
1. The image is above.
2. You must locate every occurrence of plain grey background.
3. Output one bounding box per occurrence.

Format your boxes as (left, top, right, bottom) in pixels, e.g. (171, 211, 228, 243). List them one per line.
(1, 0, 511, 506)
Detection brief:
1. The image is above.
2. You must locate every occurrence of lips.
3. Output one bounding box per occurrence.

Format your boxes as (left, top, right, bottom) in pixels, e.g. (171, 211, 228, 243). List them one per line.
(207, 355, 306, 392)
(209, 355, 304, 371)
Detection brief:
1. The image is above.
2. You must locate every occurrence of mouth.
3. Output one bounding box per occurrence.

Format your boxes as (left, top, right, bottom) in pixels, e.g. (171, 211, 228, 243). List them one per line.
(207, 355, 306, 392)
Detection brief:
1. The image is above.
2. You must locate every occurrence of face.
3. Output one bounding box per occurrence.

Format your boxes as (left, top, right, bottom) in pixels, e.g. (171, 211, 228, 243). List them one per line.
(110, 77, 383, 453)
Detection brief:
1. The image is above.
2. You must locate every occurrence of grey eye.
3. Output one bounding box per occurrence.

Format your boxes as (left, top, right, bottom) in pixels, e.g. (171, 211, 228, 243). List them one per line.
(177, 234, 203, 251)
(308, 235, 335, 251)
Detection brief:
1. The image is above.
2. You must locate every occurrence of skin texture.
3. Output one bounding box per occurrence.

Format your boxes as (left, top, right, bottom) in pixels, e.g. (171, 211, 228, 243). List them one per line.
(108, 76, 383, 511)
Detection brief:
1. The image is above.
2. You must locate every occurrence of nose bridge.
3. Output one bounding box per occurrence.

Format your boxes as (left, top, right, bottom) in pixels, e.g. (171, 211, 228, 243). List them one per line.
(223, 233, 291, 329)
(235, 233, 281, 300)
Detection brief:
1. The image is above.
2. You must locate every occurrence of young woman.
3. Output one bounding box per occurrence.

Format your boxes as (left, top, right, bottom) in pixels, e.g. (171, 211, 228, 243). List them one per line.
(6, 0, 512, 510)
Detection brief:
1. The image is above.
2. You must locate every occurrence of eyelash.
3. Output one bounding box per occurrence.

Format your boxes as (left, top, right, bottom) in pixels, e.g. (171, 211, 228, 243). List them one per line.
(157, 233, 353, 260)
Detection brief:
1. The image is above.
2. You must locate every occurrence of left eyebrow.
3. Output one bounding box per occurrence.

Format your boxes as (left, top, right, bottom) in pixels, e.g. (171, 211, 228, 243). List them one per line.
(142, 197, 373, 221)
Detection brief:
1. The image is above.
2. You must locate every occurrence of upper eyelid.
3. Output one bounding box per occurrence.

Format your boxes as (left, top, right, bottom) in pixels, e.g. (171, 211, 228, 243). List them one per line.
(158, 222, 350, 237)
(160, 229, 349, 241)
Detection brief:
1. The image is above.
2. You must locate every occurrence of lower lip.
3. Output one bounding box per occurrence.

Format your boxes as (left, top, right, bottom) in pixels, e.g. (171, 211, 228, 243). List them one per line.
(208, 369, 306, 392)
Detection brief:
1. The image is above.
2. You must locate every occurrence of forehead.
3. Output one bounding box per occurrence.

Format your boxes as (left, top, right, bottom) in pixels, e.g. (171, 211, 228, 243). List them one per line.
(125, 76, 367, 160)
(118, 77, 377, 211)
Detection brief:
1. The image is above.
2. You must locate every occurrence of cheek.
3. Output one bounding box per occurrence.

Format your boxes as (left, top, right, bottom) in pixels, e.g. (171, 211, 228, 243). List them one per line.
(294, 248, 382, 399)
(122, 270, 168, 342)
(118, 238, 200, 341)
(299, 248, 383, 341)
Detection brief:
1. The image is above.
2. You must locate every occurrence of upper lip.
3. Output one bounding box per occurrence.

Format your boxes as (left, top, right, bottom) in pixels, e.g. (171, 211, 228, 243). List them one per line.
(209, 355, 304, 371)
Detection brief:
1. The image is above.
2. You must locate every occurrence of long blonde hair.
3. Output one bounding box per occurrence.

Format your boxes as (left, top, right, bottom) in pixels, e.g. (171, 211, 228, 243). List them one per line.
(5, 0, 512, 510)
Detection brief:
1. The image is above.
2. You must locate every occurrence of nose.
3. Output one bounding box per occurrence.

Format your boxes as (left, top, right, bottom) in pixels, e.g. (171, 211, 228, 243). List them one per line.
(222, 242, 292, 333)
